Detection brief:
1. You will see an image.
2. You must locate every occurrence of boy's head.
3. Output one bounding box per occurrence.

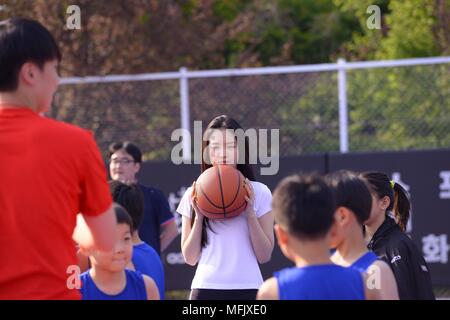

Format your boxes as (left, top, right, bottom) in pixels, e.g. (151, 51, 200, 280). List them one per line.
(0, 18, 61, 112)
(109, 180, 144, 233)
(272, 173, 336, 258)
(88, 204, 133, 272)
(325, 170, 372, 248)
(108, 142, 142, 182)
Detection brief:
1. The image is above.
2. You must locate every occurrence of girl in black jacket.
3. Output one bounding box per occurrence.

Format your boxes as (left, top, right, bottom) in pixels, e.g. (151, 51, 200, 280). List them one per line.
(361, 171, 435, 300)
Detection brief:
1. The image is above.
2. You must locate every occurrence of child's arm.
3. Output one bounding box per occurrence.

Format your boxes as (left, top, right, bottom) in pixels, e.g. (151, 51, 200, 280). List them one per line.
(257, 277, 279, 300)
(364, 261, 399, 300)
(160, 219, 178, 253)
(143, 275, 160, 300)
(73, 204, 117, 252)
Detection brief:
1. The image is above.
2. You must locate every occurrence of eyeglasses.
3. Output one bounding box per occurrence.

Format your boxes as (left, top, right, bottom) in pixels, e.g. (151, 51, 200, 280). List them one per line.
(110, 158, 135, 165)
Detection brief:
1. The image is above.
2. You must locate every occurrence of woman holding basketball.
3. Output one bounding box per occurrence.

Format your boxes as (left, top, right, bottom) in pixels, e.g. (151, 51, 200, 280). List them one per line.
(177, 115, 274, 300)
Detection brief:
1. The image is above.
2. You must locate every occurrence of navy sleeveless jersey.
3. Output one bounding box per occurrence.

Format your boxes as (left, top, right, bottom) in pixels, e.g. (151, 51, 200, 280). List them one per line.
(132, 242, 165, 299)
(80, 269, 147, 300)
(351, 251, 378, 273)
(275, 264, 365, 300)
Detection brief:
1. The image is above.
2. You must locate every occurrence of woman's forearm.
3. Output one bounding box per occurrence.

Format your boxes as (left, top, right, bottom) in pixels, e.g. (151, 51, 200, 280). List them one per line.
(181, 216, 204, 266)
(247, 215, 274, 264)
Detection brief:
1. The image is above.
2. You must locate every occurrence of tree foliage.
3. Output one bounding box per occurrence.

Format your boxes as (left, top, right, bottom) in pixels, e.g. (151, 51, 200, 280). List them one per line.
(1, 0, 448, 158)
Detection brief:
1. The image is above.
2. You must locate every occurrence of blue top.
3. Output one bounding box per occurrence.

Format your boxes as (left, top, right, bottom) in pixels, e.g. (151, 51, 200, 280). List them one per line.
(350, 251, 378, 273)
(132, 242, 165, 299)
(80, 269, 147, 300)
(275, 264, 365, 300)
(138, 183, 174, 255)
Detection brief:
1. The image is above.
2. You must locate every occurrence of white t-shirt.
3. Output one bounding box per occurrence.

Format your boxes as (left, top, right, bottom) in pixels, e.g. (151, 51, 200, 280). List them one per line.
(177, 181, 272, 289)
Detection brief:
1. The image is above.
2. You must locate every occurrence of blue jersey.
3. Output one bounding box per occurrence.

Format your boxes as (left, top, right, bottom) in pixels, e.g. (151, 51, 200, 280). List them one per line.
(80, 269, 147, 300)
(351, 251, 378, 273)
(275, 264, 365, 300)
(132, 242, 165, 299)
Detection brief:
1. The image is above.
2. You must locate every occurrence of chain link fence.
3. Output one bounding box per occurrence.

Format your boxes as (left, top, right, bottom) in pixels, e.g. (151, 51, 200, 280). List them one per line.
(189, 71, 339, 156)
(347, 63, 450, 151)
(54, 57, 450, 160)
(52, 79, 180, 160)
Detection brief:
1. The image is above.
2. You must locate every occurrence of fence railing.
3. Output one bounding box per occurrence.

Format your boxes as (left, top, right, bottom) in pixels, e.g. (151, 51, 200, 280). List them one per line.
(57, 56, 450, 160)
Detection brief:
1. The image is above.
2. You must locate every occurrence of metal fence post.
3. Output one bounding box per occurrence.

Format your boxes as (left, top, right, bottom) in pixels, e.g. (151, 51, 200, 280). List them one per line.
(179, 67, 191, 162)
(338, 58, 349, 153)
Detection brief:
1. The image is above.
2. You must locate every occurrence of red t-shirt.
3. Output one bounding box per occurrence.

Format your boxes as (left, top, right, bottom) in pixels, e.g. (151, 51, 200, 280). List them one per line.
(0, 107, 112, 299)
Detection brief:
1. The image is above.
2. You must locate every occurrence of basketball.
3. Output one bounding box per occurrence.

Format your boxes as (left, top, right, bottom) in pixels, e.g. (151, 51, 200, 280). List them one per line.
(194, 165, 248, 219)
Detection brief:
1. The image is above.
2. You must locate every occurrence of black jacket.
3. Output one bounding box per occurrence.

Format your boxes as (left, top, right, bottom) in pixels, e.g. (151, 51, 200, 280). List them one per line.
(367, 216, 435, 300)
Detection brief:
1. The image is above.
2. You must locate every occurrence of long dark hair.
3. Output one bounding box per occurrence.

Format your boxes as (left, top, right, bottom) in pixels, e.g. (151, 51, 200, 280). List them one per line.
(361, 171, 411, 232)
(193, 115, 255, 247)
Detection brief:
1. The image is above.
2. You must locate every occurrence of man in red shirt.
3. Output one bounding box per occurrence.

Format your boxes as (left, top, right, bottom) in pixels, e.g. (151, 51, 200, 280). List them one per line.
(0, 18, 117, 299)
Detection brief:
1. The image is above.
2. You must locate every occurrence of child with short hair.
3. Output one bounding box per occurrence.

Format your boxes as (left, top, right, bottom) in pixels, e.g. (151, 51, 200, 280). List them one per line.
(257, 174, 365, 300)
(109, 180, 166, 299)
(79, 204, 159, 300)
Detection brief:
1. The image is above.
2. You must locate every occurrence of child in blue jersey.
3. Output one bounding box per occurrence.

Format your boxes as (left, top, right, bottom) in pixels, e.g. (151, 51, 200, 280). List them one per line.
(326, 171, 399, 300)
(257, 174, 365, 300)
(79, 204, 159, 300)
(109, 180, 165, 299)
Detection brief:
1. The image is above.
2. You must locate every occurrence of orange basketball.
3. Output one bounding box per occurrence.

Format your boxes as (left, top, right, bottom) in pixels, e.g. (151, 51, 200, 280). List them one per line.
(194, 165, 248, 219)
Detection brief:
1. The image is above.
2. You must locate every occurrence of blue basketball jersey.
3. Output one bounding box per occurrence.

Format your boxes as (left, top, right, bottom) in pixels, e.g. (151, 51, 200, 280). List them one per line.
(350, 251, 378, 273)
(275, 264, 365, 300)
(80, 269, 147, 300)
(132, 242, 165, 299)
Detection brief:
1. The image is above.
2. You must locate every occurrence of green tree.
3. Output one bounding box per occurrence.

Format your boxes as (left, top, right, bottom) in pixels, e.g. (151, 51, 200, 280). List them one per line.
(333, 0, 449, 60)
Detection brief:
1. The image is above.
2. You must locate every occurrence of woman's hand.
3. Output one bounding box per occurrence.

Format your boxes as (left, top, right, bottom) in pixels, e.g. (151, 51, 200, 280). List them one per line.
(243, 178, 257, 220)
(190, 180, 205, 222)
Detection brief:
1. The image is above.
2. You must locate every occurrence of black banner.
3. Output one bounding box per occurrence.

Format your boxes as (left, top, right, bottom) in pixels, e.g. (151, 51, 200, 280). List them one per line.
(329, 149, 450, 286)
(137, 149, 450, 290)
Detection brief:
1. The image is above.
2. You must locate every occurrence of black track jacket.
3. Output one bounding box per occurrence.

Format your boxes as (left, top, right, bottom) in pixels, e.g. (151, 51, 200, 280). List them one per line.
(367, 216, 435, 300)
